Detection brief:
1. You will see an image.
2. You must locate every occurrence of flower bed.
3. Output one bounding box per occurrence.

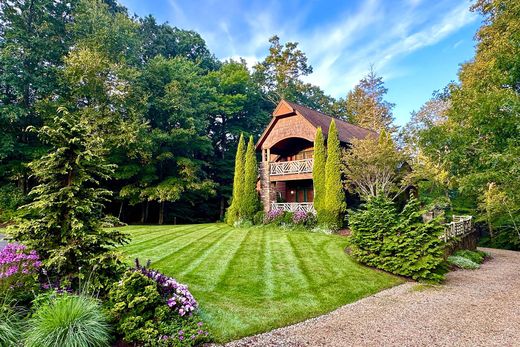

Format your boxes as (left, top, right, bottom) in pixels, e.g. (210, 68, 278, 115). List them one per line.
(0, 241, 205, 347)
(107, 259, 208, 346)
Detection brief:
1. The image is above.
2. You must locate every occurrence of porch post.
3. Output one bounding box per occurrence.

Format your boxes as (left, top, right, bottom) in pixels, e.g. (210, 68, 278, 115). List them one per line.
(260, 147, 272, 213)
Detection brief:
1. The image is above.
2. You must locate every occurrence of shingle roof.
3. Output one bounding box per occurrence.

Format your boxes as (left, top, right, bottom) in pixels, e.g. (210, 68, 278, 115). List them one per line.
(284, 100, 377, 143)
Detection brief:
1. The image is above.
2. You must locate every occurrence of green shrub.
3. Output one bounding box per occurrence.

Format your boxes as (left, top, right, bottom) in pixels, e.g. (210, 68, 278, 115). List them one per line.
(322, 120, 346, 227)
(447, 256, 480, 270)
(292, 211, 317, 227)
(281, 211, 294, 225)
(253, 211, 265, 225)
(349, 195, 447, 283)
(25, 293, 111, 347)
(106, 267, 207, 346)
(233, 219, 253, 228)
(313, 127, 326, 216)
(0, 299, 25, 347)
(453, 250, 486, 264)
(226, 134, 245, 225)
(100, 215, 127, 228)
(242, 136, 261, 219)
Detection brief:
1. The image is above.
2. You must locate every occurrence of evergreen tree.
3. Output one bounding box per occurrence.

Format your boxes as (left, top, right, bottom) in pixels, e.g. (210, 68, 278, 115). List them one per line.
(323, 120, 346, 227)
(313, 127, 326, 218)
(226, 134, 246, 225)
(9, 108, 128, 290)
(242, 136, 260, 219)
(338, 68, 396, 133)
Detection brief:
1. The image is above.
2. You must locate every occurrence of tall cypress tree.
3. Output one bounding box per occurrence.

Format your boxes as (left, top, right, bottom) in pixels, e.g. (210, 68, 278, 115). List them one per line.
(324, 120, 346, 227)
(226, 133, 246, 225)
(242, 136, 260, 219)
(313, 127, 326, 218)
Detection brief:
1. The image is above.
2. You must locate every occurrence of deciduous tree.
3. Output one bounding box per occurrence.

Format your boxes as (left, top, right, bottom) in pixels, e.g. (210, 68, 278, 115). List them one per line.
(342, 131, 407, 201)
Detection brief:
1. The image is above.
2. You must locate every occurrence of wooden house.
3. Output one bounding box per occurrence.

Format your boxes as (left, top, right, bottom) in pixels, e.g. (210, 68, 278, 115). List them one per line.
(256, 100, 375, 213)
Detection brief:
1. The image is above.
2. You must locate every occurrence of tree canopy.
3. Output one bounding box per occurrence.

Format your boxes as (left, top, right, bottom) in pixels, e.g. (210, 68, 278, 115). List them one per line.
(405, 0, 520, 249)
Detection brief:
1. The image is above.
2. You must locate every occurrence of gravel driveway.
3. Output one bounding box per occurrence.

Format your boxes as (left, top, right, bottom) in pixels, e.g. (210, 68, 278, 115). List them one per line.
(222, 247, 520, 347)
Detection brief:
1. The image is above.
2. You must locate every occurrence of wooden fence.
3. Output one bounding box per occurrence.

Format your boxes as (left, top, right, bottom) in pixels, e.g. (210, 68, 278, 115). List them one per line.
(443, 215, 473, 242)
(271, 202, 316, 214)
(269, 158, 313, 176)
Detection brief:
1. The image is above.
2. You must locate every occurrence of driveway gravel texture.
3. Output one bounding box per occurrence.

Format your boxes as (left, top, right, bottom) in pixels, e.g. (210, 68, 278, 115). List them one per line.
(220, 247, 520, 347)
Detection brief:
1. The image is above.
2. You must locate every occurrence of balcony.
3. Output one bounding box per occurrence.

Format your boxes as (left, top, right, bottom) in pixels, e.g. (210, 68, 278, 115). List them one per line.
(271, 202, 316, 214)
(269, 158, 313, 176)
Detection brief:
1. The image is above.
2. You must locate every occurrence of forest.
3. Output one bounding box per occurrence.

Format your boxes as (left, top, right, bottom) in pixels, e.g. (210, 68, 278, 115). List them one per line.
(1, 0, 519, 249)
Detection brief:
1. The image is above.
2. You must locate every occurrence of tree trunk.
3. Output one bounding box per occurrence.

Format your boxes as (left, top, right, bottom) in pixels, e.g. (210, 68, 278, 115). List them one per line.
(140, 203, 145, 224)
(144, 201, 149, 223)
(219, 196, 225, 221)
(118, 200, 124, 221)
(158, 201, 165, 225)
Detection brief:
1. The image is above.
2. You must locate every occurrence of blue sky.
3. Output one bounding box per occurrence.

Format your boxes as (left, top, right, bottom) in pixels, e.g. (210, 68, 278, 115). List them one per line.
(120, 0, 481, 126)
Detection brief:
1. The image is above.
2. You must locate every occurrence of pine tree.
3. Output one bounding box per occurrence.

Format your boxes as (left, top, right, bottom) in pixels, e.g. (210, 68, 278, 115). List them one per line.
(345, 68, 396, 133)
(226, 133, 246, 225)
(9, 107, 128, 290)
(323, 120, 346, 227)
(242, 136, 260, 219)
(313, 127, 326, 218)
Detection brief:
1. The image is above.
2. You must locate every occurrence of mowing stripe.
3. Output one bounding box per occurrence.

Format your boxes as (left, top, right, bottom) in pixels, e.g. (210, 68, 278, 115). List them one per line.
(124, 224, 202, 241)
(123, 224, 205, 250)
(123, 224, 198, 235)
(203, 228, 251, 292)
(261, 228, 274, 298)
(213, 227, 254, 292)
(286, 233, 323, 288)
(149, 224, 230, 267)
(123, 224, 201, 247)
(123, 224, 213, 254)
(268, 231, 311, 298)
(300, 233, 340, 277)
(178, 226, 237, 276)
(127, 224, 222, 263)
(154, 224, 233, 271)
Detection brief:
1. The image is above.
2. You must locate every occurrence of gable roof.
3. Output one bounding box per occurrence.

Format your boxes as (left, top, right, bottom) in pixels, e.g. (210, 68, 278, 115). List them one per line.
(256, 99, 376, 150)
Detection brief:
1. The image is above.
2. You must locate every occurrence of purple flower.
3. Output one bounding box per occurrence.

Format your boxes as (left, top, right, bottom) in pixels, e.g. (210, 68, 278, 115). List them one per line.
(134, 260, 198, 317)
(265, 209, 284, 223)
(0, 243, 41, 281)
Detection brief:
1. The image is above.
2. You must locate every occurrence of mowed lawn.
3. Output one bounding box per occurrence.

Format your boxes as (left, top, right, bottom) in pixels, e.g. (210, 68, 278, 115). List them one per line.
(120, 223, 403, 342)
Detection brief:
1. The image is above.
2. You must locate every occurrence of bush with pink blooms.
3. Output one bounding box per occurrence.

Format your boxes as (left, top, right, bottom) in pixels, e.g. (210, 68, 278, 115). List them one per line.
(263, 209, 317, 229)
(106, 259, 208, 346)
(264, 208, 284, 224)
(0, 243, 41, 302)
(292, 211, 317, 227)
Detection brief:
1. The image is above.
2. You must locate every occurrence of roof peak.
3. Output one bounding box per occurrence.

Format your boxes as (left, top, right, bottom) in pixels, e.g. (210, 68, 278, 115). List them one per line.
(279, 99, 377, 136)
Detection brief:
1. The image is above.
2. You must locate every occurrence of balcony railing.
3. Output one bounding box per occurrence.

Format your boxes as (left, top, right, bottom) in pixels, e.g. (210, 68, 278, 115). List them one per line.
(271, 202, 316, 214)
(269, 158, 313, 176)
(442, 215, 473, 241)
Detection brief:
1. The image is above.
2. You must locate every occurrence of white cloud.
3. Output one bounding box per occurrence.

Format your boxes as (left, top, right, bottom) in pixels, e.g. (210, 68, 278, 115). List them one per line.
(299, 1, 477, 97)
(162, 0, 477, 99)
